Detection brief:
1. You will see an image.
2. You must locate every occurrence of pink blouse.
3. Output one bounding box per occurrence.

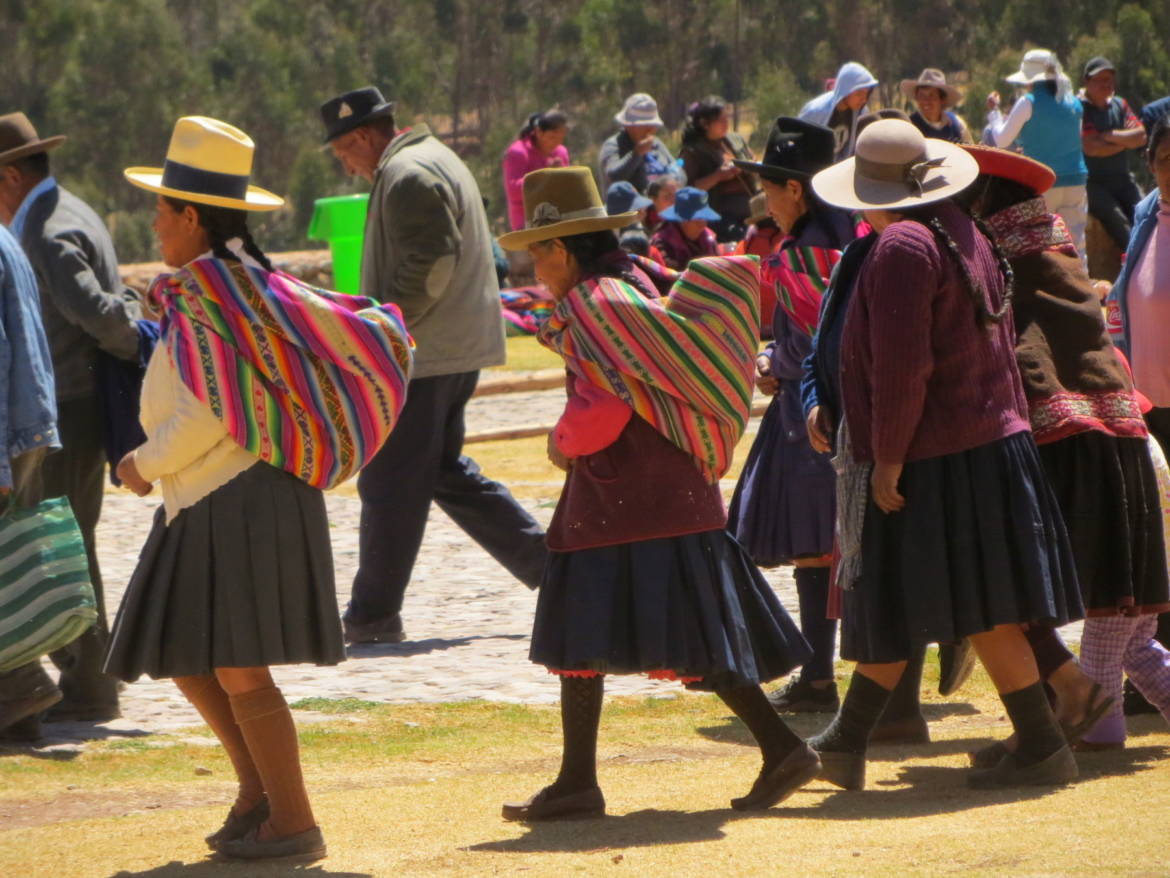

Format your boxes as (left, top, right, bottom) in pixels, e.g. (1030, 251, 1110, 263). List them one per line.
(502, 136, 571, 230)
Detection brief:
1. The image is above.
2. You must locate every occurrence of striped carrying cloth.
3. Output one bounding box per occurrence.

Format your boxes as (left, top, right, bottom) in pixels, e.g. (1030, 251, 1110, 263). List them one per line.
(762, 241, 842, 336)
(151, 258, 414, 490)
(539, 255, 761, 483)
(0, 497, 95, 673)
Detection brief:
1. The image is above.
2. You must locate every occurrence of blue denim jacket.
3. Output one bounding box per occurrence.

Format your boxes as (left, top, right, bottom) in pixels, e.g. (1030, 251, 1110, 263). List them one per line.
(0, 224, 59, 487)
(1106, 189, 1161, 356)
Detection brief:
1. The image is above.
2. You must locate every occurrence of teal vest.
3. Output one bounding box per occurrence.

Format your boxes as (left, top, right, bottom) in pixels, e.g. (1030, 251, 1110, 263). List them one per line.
(1017, 89, 1087, 188)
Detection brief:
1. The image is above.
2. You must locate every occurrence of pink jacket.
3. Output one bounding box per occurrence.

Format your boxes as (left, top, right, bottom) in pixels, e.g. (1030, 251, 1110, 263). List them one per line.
(502, 136, 571, 230)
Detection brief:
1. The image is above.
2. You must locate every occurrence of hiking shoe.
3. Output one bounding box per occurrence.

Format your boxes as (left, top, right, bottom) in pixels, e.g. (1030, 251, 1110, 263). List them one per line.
(767, 677, 839, 713)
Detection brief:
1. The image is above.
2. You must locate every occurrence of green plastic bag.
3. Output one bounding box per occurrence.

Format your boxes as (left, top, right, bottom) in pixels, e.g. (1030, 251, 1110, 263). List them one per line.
(0, 496, 96, 673)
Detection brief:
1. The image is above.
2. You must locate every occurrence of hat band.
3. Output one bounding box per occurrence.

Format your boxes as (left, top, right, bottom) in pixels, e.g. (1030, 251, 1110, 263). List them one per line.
(529, 202, 607, 228)
(161, 160, 250, 200)
(855, 153, 946, 196)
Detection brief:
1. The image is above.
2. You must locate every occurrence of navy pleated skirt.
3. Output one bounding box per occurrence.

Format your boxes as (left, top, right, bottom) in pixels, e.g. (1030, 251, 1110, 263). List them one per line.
(841, 432, 1083, 664)
(727, 389, 836, 566)
(530, 529, 812, 691)
(1037, 432, 1169, 614)
(104, 462, 345, 681)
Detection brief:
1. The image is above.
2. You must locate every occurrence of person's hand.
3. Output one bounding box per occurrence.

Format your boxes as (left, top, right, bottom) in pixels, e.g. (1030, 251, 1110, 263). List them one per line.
(986, 91, 1001, 112)
(634, 135, 656, 156)
(806, 406, 831, 454)
(116, 451, 153, 497)
(547, 431, 572, 472)
(720, 162, 741, 180)
(871, 461, 905, 513)
(755, 354, 778, 396)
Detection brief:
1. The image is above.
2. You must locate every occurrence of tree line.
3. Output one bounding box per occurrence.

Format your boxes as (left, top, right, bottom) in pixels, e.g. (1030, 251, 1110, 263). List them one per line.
(3, 0, 1169, 263)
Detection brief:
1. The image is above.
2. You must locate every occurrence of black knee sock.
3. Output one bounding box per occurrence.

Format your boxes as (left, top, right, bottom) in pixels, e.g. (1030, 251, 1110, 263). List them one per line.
(1001, 682, 1066, 764)
(552, 675, 604, 793)
(809, 671, 893, 754)
(717, 685, 803, 768)
(878, 645, 925, 724)
(1023, 626, 1076, 681)
(795, 567, 837, 684)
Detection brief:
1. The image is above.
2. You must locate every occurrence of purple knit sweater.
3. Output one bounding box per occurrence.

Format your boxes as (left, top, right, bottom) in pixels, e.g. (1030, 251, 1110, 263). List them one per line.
(840, 202, 1030, 464)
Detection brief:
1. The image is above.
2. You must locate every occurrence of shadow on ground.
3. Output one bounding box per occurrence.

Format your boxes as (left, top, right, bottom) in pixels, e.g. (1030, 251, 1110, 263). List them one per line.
(108, 861, 370, 878)
(468, 745, 1168, 854)
(346, 633, 526, 659)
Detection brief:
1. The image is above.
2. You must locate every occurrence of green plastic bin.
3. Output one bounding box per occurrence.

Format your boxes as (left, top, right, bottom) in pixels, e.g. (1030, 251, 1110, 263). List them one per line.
(307, 193, 369, 294)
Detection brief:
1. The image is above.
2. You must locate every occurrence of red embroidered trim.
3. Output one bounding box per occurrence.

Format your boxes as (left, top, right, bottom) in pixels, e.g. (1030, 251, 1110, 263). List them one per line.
(1029, 390, 1148, 444)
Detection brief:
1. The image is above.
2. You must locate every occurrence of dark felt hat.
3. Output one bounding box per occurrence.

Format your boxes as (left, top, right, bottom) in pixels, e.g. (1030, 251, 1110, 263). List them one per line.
(320, 86, 396, 144)
(0, 113, 65, 166)
(734, 117, 836, 183)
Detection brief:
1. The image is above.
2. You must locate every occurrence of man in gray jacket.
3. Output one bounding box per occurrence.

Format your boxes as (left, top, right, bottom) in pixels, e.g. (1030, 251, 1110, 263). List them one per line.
(322, 87, 546, 644)
(0, 112, 141, 722)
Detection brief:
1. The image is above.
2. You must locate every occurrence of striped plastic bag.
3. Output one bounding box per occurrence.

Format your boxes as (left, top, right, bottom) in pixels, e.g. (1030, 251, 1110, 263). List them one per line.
(0, 496, 96, 673)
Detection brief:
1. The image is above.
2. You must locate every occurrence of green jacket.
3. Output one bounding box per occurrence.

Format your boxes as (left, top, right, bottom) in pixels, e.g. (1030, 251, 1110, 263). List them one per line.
(361, 125, 504, 379)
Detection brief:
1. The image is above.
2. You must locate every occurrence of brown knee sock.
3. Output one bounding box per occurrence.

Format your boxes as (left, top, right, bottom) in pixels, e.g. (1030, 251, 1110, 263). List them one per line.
(174, 675, 264, 814)
(229, 685, 315, 838)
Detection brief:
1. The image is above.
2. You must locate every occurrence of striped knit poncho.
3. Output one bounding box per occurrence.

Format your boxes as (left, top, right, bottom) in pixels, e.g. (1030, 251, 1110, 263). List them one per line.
(539, 255, 761, 483)
(150, 257, 413, 490)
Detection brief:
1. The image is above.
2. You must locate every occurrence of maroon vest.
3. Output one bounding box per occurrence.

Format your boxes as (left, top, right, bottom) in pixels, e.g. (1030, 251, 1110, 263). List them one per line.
(546, 412, 726, 551)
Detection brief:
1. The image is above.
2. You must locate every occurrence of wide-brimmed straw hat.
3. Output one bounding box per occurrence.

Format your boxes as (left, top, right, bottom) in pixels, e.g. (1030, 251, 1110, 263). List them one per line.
(962, 144, 1056, 195)
(0, 113, 66, 165)
(124, 116, 284, 212)
(734, 117, 836, 183)
(899, 69, 963, 109)
(811, 118, 979, 212)
(499, 167, 636, 251)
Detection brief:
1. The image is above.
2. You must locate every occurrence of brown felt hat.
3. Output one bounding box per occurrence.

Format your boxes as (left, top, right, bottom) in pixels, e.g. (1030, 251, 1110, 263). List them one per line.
(899, 69, 963, 109)
(0, 113, 66, 166)
(498, 167, 637, 251)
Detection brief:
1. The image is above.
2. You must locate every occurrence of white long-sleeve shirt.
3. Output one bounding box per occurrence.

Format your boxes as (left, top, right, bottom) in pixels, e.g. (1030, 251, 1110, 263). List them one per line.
(986, 99, 1033, 149)
(134, 347, 257, 523)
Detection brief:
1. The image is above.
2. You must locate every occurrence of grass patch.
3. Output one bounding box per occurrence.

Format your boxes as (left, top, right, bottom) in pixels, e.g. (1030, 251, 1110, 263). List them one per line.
(290, 696, 384, 713)
(492, 334, 562, 373)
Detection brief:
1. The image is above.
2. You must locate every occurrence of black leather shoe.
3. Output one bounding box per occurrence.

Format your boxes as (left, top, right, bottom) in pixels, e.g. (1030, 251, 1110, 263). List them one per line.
(767, 677, 839, 713)
(731, 744, 821, 810)
(501, 785, 605, 821)
(206, 797, 270, 850)
(967, 746, 1078, 789)
(938, 639, 977, 696)
(216, 825, 326, 862)
(968, 740, 1010, 769)
(343, 613, 406, 644)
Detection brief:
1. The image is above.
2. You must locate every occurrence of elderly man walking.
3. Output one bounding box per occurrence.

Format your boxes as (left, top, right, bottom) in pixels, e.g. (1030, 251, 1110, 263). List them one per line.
(321, 87, 547, 644)
(0, 112, 141, 723)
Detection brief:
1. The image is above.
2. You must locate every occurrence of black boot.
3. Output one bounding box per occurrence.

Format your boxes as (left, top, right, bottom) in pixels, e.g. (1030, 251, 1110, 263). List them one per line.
(808, 670, 894, 790)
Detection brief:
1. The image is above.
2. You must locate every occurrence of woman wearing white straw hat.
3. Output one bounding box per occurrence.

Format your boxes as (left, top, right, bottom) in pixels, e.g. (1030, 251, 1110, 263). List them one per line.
(985, 49, 1089, 259)
(804, 118, 1083, 790)
(105, 116, 413, 861)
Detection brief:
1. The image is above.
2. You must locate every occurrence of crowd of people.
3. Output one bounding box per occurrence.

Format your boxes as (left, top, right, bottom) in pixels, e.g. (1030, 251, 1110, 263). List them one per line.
(0, 48, 1168, 865)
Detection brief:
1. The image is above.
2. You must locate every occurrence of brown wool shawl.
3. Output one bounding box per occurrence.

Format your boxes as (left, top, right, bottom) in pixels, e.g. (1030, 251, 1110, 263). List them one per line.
(1002, 243, 1146, 444)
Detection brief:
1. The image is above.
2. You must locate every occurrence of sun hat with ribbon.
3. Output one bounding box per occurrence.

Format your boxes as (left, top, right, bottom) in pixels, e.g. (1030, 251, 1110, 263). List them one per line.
(0, 112, 66, 165)
(498, 166, 637, 250)
(124, 116, 283, 211)
(1006, 49, 1063, 85)
(614, 93, 665, 128)
(899, 68, 963, 108)
(810, 118, 979, 212)
(660, 187, 721, 223)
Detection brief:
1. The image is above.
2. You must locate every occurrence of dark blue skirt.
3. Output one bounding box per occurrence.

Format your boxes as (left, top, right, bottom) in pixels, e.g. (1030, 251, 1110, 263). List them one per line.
(841, 432, 1083, 664)
(530, 529, 812, 691)
(727, 387, 836, 566)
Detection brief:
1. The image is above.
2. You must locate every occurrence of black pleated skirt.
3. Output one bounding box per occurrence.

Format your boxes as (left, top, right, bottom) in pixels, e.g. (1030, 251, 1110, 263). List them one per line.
(841, 432, 1084, 664)
(104, 462, 344, 681)
(1037, 432, 1169, 614)
(530, 529, 812, 691)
